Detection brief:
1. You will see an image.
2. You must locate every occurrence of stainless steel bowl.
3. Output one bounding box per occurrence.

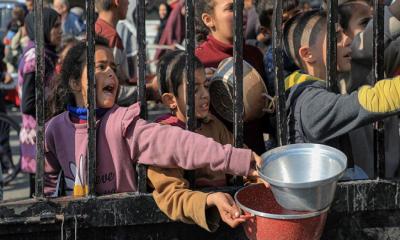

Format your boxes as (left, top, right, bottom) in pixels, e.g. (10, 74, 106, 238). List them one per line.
(258, 144, 347, 211)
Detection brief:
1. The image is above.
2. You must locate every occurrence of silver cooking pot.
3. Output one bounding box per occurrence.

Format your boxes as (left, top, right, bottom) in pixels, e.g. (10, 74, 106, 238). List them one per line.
(258, 143, 347, 211)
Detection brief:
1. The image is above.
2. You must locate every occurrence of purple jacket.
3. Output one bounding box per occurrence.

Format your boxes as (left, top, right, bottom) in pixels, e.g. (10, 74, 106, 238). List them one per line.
(44, 103, 252, 196)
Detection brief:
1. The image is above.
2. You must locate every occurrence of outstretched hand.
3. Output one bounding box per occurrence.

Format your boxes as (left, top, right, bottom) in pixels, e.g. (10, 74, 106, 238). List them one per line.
(247, 152, 262, 178)
(206, 192, 245, 228)
(248, 152, 270, 188)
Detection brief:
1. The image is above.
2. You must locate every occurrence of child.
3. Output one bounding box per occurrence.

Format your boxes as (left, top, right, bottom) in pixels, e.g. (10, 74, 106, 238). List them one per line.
(195, 0, 265, 78)
(337, 0, 400, 92)
(283, 10, 400, 177)
(194, 0, 270, 155)
(148, 50, 247, 231)
(44, 37, 261, 197)
(338, 0, 400, 177)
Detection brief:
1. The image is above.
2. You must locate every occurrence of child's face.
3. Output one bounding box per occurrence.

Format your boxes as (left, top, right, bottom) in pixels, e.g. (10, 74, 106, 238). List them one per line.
(176, 69, 210, 121)
(205, 0, 246, 44)
(307, 25, 352, 77)
(336, 25, 353, 73)
(79, 46, 119, 109)
(344, 2, 372, 40)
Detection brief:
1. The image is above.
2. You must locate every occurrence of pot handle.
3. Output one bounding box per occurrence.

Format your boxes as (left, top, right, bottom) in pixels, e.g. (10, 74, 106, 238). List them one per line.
(239, 212, 255, 221)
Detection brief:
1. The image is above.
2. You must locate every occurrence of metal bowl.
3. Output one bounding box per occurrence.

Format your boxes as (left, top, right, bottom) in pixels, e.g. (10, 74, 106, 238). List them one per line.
(258, 144, 347, 211)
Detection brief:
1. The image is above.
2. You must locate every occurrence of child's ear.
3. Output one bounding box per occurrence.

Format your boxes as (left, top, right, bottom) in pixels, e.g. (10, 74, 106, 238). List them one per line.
(161, 93, 177, 110)
(202, 13, 215, 29)
(299, 46, 315, 64)
(69, 79, 81, 92)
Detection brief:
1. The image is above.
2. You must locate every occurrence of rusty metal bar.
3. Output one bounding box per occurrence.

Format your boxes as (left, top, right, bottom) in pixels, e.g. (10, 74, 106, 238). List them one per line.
(232, 0, 244, 186)
(34, 0, 45, 198)
(326, 0, 338, 92)
(137, 0, 148, 193)
(184, 0, 196, 187)
(86, 0, 96, 196)
(272, 0, 287, 146)
(373, 0, 385, 179)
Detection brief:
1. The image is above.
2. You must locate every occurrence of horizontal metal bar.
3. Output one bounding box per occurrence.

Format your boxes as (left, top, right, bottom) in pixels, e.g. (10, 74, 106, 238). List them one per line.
(1, 180, 400, 227)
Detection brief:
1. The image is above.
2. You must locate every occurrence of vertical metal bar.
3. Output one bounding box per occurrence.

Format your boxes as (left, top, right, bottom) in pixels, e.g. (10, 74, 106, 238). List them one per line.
(184, 0, 196, 187)
(326, 0, 338, 92)
(272, 0, 287, 146)
(328, 1, 356, 170)
(34, 0, 45, 198)
(137, 0, 148, 193)
(233, 0, 244, 186)
(373, 0, 385, 179)
(86, 0, 96, 196)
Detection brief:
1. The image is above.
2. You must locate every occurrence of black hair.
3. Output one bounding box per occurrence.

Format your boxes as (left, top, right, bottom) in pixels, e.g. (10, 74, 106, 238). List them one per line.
(60, 35, 79, 51)
(159, 1, 172, 19)
(157, 50, 204, 98)
(283, 11, 303, 67)
(283, 10, 326, 69)
(259, 9, 273, 29)
(339, 2, 371, 31)
(257, 0, 300, 30)
(256, 0, 299, 15)
(95, 0, 113, 11)
(283, 0, 300, 13)
(338, 4, 353, 31)
(195, 0, 216, 43)
(46, 36, 110, 120)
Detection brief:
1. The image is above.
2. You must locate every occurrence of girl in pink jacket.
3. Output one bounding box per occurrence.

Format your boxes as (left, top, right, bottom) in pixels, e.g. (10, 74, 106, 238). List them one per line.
(44, 36, 261, 197)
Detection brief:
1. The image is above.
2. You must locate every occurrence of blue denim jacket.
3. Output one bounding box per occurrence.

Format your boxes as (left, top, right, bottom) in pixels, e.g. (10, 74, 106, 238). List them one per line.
(263, 46, 299, 96)
(63, 12, 85, 37)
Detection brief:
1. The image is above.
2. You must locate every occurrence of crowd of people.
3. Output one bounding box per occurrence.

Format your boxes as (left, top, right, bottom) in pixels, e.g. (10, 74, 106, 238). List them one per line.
(1, 0, 400, 233)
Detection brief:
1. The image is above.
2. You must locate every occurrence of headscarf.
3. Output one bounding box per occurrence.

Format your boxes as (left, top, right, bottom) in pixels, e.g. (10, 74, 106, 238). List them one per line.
(154, 0, 185, 59)
(154, 2, 172, 44)
(21, 8, 60, 77)
(25, 7, 59, 44)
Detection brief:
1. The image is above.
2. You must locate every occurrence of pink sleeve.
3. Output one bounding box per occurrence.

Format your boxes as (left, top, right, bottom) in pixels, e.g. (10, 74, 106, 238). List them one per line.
(121, 106, 252, 176)
(44, 121, 62, 197)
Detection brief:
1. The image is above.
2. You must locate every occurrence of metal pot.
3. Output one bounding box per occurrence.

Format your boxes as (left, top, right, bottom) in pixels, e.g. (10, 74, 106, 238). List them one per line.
(235, 184, 328, 240)
(258, 143, 347, 211)
(209, 57, 269, 123)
